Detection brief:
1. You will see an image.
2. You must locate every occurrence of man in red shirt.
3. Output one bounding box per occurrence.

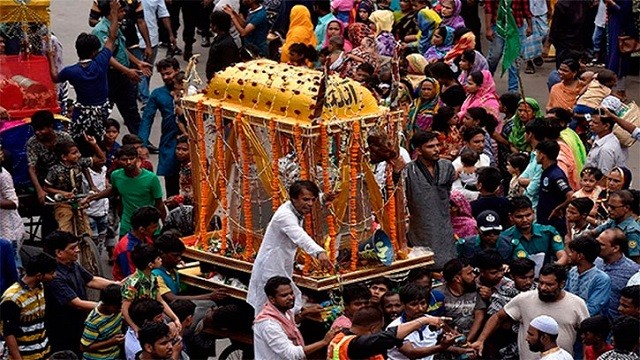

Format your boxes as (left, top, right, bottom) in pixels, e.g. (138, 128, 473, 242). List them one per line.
(112, 206, 160, 281)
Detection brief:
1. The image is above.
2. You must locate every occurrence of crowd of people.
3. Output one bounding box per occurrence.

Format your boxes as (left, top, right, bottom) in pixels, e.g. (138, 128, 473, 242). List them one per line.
(1, 0, 640, 358)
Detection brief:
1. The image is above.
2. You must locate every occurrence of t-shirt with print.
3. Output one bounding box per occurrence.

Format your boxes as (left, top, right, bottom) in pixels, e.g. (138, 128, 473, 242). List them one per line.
(441, 286, 486, 335)
(58, 48, 111, 106)
(110, 168, 163, 235)
(45, 157, 93, 193)
(26, 131, 74, 183)
(538, 163, 572, 235)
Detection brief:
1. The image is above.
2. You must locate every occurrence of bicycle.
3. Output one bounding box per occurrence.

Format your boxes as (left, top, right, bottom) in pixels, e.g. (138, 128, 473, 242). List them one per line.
(45, 193, 104, 277)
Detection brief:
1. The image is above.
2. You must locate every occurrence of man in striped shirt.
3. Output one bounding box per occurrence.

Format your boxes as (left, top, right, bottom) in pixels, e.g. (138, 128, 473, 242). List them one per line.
(80, 284, 124, 360)
(0, 253, 57, 360)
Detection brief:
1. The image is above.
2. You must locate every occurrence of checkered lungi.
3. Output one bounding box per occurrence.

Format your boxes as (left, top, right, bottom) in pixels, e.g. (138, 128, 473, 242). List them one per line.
(522, 15, 549, 60)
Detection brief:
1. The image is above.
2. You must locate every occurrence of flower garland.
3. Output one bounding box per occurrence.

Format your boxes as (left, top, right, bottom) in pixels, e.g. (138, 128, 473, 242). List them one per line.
(237, 113, 254, 260)
(320, 123, 338, 262)
(196, 100, 209, 251)
(294, 124, 312, 274)
(385, 165, 399, 253)
(215, 106, 228, 254)
(269, 118, 280, 211)
(349, 121, 361, 271)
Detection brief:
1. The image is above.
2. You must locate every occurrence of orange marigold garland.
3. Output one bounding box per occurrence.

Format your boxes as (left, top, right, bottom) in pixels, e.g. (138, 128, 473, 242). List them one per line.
(349, 121, 361, 271)
(237, 113, 254, 260)
(385, 165, 399, 253)
(294, 124, 312, 274)
(196, 100, 209, 251)
(215, 106, 228, 254)
(320, 123, 337, 262)
(269, 118, 280, 211)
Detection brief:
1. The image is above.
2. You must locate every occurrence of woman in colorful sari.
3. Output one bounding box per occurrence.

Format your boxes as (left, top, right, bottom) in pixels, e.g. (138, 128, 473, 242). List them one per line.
(423, 25, 455, 62)
(416, 7, 442, 55)
(393, 0, 419, 42)
(450, 190, 478, 238)
(407, 77, 441, 136)
(322, 19, 353, 52)
(339, 24, 378, 78)
(457, 49, 488, 85)
(439, 0, 465, 29)
(508, 97, 544, 152)
(280, 5, 317, 63)
(370, 10, 396, 57)
(458, 70, 500, 120)
(432, 106, 463, 160)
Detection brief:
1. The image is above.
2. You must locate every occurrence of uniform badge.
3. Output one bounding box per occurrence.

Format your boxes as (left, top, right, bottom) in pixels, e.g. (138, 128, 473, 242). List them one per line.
(630, 241, 638, 249)
(486, 214, 496, 222)
(517, 250, 527, 258)
(543, 177, 549, 186)
(553, 234, 562, 243)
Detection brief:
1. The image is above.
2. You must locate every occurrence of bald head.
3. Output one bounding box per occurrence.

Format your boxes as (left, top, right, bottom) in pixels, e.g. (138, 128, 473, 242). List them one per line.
(597, 228, 628, 261)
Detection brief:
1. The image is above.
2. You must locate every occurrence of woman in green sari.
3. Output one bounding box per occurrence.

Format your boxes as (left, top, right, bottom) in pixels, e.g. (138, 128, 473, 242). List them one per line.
(508, 97, 543, 152)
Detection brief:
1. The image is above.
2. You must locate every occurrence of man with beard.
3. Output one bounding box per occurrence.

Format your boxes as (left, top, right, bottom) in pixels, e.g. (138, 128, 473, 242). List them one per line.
(470, 264, 589, 360)
(441, 258, 486, 342)
(382, 291, 403, 326)
(135, 322, 175, 360)
(475, 249, 513, 303)
(253, 276, 338, 359)
(565, 235, 611, 316)
(525, 315, 573, 360)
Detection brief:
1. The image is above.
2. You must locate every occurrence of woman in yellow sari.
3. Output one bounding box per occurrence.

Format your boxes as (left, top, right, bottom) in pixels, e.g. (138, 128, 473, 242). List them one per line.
(280, 5, 317, 63)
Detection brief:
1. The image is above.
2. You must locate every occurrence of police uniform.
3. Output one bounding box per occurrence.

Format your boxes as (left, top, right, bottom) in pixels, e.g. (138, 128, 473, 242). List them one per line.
(500, 223, 565, 264)
(455, 235, 528, 264)
(594, 216, 640, 258)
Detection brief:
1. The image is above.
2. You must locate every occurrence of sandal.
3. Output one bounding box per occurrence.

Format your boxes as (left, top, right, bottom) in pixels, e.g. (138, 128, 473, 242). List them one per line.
(525, 61, 535, 74)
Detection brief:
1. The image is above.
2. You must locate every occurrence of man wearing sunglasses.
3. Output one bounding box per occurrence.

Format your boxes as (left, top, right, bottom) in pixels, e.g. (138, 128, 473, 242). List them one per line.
(590, 190, 640, 263)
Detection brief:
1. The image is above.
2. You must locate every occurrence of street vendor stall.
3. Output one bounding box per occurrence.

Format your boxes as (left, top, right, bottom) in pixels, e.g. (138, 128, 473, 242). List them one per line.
(179, 59, 433, 302)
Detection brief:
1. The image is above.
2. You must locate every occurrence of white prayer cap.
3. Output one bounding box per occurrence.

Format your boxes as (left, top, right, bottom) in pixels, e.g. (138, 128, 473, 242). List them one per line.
(530, 315, 559, 335)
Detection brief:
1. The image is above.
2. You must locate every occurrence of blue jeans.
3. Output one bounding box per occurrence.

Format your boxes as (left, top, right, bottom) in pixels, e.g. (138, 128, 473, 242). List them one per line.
(592, 25, 605, 55)
(487, 24, 527, 92)
(131, 46, 158, 107)
(11, 239, 22, 269)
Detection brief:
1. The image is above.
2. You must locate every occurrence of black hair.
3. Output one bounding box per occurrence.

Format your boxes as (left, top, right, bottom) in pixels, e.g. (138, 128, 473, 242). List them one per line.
(468, 71, 484, 86)
(499, 92, 521, 115)
(122, 134, 143, 145)
(462, 126, 484, 143)
(599, 113, 616, 132)
(54, 140, 78, 158)
(596, 69, 616, 87)
(580, 166, 604, 181)
(611, 190, 635, 208)
(431, 106, 456, 133)
(539, 263, 568, 284)
(116, 144, 139, 158)
(314, 0, 332, 13)
(569, 197, 594, 216)
(264, 276, 291, 297)
(100, 284, 122, 306)
(410, 131, 439, 150)
(382, 290, 400, 302)
(44, 230, 78, 256)
(318, 47, 331, 57)
(452, 27, 471, 43)
(154, 232, 186, 254)
(611, 316, 640, 352)
(569, 235, 601, 263)
(176, 135, 189, 145)
(399, 283, 427, 304)
(289, 43, 319, 63)
(24, 252, 57, 276)
(580, 315, 611, 339)
(31, 110, 55, 130)
(138, 322, 170, 349)
(561, 58, 580, 73)
(130, 206, 161, 230)
(369, 277, 393, 290)
(75, 33, 101, 60)
(460, 148, 479, 167)
(507, 152, 529, 173)
(131, 244, 160, 270)
(356, 62, 375, 76)
(407, 268, 431, 283)
(442, 258, 470, 283)
(49, 351, 79, 360)
(509, 257, 536, 277)
(467, 107, 498, 134)
(477, 167, 502, 193)
(289, 180, 320, 200)
(460, 49, 476, 64)
(475, 249, 504, 270)
(105, 118, 120, 131)
(97, 0, 127, 16)
(535, 140, 560, 161)
(620, 285, 640, 308)
(351, 306, 384, 328)
(433, 25, 448, 40)
(524, 118, 547, 142)
(547, 107, 573, 127)
(427, 62, 455, 81)
(342, 284, 372, 305)
(130, 299, 164, 328)
(170, 299, 196, 322)
(509, 196, 533, 214)
(210, 11, 232, 33)
(156, 57, 180, 71)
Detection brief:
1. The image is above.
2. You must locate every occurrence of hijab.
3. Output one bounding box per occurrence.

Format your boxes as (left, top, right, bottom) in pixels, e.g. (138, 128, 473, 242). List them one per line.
(370, 10, 396, 56)
(408, 77, 441, 133)
(441, 0, 465, 29)
(508, 97, 544, 152)
(423, 26, 455, 62)
(444, 30, 476, 63)
(323, 20, 353, 52)
(347, 22, 375, 48)
(281, 5, 317, 63)
(357, 0, 374, 23)
(450, 190, 478, 238)
(406, 53, 429, 74)
(416, 7, 442, 55)
(459, 70, 499, 119)
(458, 51, 489, 85)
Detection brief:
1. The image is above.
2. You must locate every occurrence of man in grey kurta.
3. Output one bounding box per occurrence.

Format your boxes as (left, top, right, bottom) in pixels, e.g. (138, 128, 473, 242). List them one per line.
(398, 131, 456, 268)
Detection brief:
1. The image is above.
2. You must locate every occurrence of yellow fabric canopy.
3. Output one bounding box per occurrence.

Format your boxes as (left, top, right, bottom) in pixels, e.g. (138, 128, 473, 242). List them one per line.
(0, 0, 50, 25)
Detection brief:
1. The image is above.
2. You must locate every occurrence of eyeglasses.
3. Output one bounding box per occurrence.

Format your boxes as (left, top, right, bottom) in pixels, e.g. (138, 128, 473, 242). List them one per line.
(606, 203, 627, 209)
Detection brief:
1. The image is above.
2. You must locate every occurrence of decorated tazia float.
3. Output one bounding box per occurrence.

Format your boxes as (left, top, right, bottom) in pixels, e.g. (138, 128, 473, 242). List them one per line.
(179, 59, 433, 300)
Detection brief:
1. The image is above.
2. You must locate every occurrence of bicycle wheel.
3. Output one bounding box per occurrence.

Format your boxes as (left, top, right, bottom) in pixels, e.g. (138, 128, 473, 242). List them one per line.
(79, 235, 104, 277)
(218, 343, 253, 360)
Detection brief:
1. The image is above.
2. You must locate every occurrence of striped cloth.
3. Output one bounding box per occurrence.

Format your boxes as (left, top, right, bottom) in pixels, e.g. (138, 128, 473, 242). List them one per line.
(80, 306, 123, 360)
(521, 14, 548, 60)
(0, 281, 50, 360)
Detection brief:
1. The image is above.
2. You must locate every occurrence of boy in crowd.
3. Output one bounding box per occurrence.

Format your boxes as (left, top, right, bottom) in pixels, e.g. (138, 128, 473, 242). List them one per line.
(80, 284, 124, 360)
(84, 154, 109, 255)
(112, 206, 161, 281)
(369, 277, 392, 307)
(475, 249, 513, 303)
(102, 118, 121, 170)
(136, 322, 176, 360)
(168, 299, 196, 359)
(618, 285, 640, 318)
(470, 167, 510, 229)
(165, 135, 193, 209)
(120, 134, 154, 171)
(407, 268, 445, 316)
(124, 299, 165, 360)
(331, 284, 372, 330)
(597, 317, 640, 360)
(580, 315, 612, 360)
(565, 235, 611, 316)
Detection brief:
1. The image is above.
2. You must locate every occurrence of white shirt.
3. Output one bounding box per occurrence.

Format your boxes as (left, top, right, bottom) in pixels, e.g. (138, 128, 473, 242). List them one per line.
(585, 132, 626, 175)
(631, 127, 640, 141)
(595, 0, 606, 27)
(540, 347, 574, 360)
(529, 0, 548, 17)
(137, 0, 170, 48)
(386, 315, 441, 360)
(253, 315, 305, 360)
(627, 271, 640, 286)
(246, 201, 325, 315)
(83, 166, 109, 217)
(0, 168, 25, 242)
(214, 0, 242, 47)
(124, 327, 141, 360)
(452, 153, 491, 170)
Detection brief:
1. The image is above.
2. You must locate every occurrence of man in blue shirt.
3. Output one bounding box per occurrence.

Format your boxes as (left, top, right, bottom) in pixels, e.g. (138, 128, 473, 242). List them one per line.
(535, 140, 574, 237)
(591, 190, 640, 262)
(565, 235, 611, 316)
(224, 0, 269, 56)
(139, 57, 180, 196)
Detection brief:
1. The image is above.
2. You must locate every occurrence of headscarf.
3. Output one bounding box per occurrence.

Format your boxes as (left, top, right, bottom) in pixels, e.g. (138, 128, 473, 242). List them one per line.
(450, 190, 477, 238)
(416, 8, 442, 55)
(323, 20, 353, 52)
(508, 97, 544, 152)
(347, 22, 375, 48)
(444, 30, 476, 63)
(458, 51, 489, 85)
(407, 77, 441, 133)
(370, 10, 396, 56)
(441, 0, 465, 29)
(611, 166, 633, 190)
(406, 53, 429, 74)
(281, 5, 317, 63)
(357, 0, 374, 23)
(459, 70, 499, 119)
(423, 26, 455, 62)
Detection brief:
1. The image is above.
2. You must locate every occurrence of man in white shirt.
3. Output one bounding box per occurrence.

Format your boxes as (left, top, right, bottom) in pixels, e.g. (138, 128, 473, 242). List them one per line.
(253, 276, 336, 360)
(585, 113, 625, 175)
(246, 180, 333, 316)
(525, 315, 573, 360)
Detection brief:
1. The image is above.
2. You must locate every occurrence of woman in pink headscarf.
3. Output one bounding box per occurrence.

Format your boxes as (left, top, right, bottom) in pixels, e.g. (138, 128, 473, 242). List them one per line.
(450, 190, 478, 238)
(322, 19, 353, 52)
(458, 70, 500, 120)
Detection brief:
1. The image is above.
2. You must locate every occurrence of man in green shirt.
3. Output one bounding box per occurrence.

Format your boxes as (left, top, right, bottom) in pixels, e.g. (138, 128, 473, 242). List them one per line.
(85, 145, 165, 236)
(500, 196, 569, 266)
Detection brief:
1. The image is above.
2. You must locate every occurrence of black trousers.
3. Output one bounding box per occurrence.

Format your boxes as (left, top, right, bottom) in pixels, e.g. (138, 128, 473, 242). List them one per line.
(165, 174, 180, 198)
(167, 0, 200, 48)
(107, 69, 141, 135)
